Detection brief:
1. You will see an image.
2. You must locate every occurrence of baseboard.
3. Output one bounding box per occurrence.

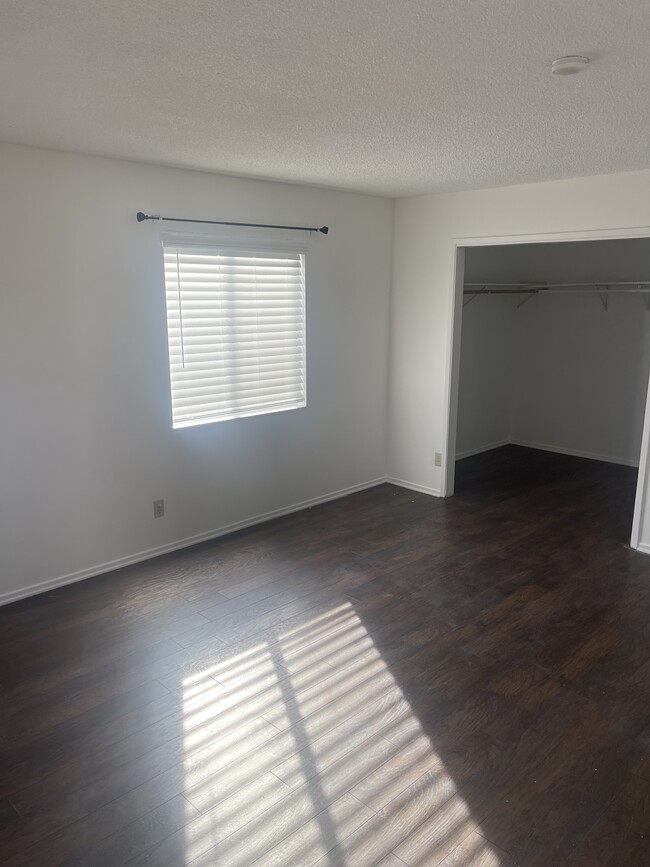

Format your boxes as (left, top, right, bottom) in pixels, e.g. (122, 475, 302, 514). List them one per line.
(0, 477, 388, 607)
(385, 477, 442, 497)
(455, 437, 638, 468)
(510, 439, 639, 468)
(455, 439, 510, 460)
(633, 542, 650, 556)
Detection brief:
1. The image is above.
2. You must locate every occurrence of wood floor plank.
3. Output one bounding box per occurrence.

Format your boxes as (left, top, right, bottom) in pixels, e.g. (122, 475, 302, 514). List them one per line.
(61, 794, 199, 867)
(2, 713, 275, 862)
(313, 778, 476, 867)
(129, 772, 293, 866)
(434, 831, 513, 867)
(567, 771, 650, 867)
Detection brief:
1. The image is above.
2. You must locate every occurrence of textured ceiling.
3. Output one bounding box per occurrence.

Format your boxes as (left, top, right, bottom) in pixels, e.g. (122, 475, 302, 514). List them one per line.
(1, 0, 649, 196)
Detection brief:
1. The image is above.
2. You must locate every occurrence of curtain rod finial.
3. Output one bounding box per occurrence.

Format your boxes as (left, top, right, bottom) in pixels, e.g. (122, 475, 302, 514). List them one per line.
(320, 226, 329, 234)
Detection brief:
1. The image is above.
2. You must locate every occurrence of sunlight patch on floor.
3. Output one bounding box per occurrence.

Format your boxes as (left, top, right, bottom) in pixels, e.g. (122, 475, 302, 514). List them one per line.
(179, 600, 504, 866)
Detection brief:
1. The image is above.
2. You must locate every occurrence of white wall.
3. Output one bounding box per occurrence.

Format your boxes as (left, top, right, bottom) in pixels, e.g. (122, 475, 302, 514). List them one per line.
(455, 295, 515, 457)
(0, 143, 393, 604)
(389, 169, 650, 522)
(512, 295, 650, 466)
(457, 240, 650, 466)
(454, 247, 522, 459)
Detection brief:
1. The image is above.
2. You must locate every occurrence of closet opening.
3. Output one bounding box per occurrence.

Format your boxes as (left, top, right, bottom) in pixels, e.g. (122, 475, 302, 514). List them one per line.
(446, 236, 650, 549)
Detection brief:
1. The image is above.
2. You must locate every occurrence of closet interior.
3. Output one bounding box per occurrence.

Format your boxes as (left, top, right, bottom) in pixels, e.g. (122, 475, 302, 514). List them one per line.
(454, 238, 650, 540)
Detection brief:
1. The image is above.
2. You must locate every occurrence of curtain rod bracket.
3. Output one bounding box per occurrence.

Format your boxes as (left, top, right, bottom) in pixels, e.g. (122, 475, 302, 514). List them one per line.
(136, 211, 328, 234)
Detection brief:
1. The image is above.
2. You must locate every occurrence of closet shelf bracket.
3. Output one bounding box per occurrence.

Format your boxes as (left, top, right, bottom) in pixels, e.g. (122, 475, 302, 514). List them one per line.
(516, 294, 535, 309)
(598, 290, 609, 311)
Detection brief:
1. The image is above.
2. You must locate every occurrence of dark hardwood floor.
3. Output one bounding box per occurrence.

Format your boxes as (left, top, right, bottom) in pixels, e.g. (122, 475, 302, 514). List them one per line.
(1, 444, 650, 866)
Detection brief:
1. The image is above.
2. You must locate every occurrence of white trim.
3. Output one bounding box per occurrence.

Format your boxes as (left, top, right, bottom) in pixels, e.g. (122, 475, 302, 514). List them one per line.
(386, 477, 442, 497)
(509, 439, 639, 468)
(0, 477, 387, 607)
(633, 542, 650, 556)
(630, 372, 650, 549)
(455, 439, 510, 460)
(452, 225, 650, 247)
(441, 246, 465, 497)
(454, 437, 639, 468)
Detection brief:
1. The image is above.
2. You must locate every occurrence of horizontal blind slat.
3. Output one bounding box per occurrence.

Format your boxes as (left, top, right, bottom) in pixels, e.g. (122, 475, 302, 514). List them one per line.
(177, 395, 304, 412)
(167, 339, 305, 353)
(174, 399, 306, 427)
(170, 373, 305, 395)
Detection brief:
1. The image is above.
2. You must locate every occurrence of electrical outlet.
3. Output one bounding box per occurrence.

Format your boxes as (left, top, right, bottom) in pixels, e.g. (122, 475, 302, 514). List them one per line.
(153, 499, 165, 518)
(434, 452, 442, 467)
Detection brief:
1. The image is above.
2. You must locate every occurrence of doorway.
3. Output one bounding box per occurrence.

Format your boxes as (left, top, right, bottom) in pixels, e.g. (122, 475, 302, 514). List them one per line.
(445, 236, 650, 548)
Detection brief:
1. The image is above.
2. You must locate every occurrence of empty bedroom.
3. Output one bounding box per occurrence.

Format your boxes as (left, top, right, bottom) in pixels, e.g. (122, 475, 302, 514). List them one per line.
(2, 2, 650, 865)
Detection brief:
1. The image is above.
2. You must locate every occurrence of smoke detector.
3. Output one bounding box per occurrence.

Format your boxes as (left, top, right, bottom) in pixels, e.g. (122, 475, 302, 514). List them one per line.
(552, 56, 590, 75)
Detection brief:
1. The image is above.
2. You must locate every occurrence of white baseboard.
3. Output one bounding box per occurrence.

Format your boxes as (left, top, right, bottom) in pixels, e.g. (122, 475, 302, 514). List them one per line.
(385, 476, 442, 497)
(633, 542, 650, 556)
(510, 439, 639, 468)
(454, 437, 639, 469)
(455, 439, 510, 460)
(0, 477, 387, 607)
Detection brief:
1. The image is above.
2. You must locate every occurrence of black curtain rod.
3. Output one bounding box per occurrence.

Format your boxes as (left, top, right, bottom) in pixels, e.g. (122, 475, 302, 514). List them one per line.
(136, 212, 328, 234)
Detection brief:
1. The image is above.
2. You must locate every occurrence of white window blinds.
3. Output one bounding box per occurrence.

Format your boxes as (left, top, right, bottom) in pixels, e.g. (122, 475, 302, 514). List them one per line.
(163, 242, 306, 428)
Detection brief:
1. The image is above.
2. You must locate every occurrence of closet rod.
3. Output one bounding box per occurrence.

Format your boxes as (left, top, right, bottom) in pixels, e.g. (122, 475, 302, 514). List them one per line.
(464, 281, 650, 295)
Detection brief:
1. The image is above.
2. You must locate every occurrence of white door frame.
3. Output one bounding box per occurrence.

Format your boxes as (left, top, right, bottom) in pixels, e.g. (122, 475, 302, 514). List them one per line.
(442, 225, 650, 550)
(630, 372, 650, 550)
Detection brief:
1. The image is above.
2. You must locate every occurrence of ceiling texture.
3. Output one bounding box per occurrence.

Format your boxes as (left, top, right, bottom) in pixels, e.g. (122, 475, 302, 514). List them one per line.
(1, 0, 649, 196)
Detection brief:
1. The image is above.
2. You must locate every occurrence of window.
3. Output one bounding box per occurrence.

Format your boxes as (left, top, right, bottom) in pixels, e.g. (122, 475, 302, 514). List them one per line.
(162, 240, 306, 428)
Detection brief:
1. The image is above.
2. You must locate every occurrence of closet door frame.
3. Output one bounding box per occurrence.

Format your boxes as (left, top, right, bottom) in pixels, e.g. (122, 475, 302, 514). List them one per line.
(443, 225, 650, 550)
